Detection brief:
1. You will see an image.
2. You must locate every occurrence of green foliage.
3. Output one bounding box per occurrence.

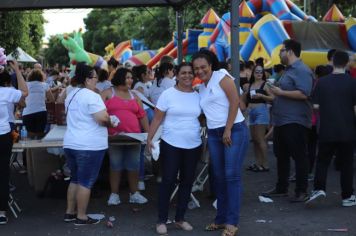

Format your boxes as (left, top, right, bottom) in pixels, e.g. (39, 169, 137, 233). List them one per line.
(44, 35, 70, 67)
(0, 11, 44, 57)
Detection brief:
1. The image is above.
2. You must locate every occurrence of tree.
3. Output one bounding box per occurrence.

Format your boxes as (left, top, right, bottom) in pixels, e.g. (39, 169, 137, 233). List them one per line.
(0, 11, 44, 57)
(44, 35, 70, 67)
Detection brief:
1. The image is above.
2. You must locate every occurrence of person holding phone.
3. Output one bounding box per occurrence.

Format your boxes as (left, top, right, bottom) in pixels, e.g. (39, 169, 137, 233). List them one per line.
(244, 65, 274, 172)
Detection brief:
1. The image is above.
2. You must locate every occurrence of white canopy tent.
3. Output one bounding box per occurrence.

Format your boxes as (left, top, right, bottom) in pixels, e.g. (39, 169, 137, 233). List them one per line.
(6, 47, 37, 63)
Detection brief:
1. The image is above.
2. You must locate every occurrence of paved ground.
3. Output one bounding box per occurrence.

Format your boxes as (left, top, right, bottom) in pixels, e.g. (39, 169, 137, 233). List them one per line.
(2, 144, 356, 236)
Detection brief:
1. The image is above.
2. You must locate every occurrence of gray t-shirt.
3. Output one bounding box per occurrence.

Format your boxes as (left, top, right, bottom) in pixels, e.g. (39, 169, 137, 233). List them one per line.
(272, 60, 313, 128)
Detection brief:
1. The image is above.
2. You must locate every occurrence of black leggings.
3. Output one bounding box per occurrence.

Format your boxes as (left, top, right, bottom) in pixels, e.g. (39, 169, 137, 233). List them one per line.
(0, 132, 13, 211)
(22, 111, 47, 133)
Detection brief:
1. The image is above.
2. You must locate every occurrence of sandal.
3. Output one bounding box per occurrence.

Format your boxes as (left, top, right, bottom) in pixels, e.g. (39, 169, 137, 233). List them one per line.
(221, 225, 238, 236)
(205, 223, 226, 231)
(175, 221, 193, 231)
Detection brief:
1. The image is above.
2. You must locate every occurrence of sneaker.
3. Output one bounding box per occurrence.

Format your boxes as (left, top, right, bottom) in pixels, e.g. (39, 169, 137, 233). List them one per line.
(156, 176, 162, 183)
(156, 223, 167, 234)
(305, 190, 326, 206)
(74, 217, 100, 226)
(261, 188, 288, 198)
(64, 213, 76, 222)
(107, 193, 121, 206)
(342, 195, 356, 207)
(138, 181, 145, 191)
(0, 216, 8, 225)
(129, 192, 148, 204)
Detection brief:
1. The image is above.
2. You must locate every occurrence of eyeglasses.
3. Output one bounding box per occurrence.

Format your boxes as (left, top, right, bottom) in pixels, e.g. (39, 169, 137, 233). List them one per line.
(280, 48, 287, 53)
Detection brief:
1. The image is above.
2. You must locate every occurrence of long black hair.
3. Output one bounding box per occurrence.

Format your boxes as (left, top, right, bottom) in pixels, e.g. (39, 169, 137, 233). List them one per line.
(155, 62, 174, 87)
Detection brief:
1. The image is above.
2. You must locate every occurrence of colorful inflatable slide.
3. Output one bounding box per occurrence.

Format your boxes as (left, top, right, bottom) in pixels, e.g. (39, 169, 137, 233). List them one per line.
(204, 0, 356, 68)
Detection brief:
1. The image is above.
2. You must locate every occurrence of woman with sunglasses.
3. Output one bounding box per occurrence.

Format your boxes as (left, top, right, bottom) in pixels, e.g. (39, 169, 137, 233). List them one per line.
(245, 64, 274, 172)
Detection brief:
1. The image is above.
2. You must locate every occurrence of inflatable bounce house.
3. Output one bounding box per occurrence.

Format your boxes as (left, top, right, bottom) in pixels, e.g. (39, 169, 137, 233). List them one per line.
(202, 0, 356, 68)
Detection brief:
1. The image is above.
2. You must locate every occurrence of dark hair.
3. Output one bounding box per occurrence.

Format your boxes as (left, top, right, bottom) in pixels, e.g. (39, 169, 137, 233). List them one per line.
(249, 64, 266, 84)
(314, 65, 329, 78)
(176, 62, 193, 75)
(197, 48, 220, 71)
(112, 67, 132, 87)
(332, 50, 350, 68)
(108, 57, 119, 68)
(327, 49, 337, 61)
(49, 70, 59, 76)
(155, 62, 174, 87)
(219, 61, 229, 70)
(240, 60, 245, 71)
(0, 70, 11, 87)
(273, 64, 285, 73)
(75, 62, 94, 85)
(255, 57, 264, 67)
(97, 69, 109, 82)
(28, 69, 44, 82)
(245, 60, 255, 70)
(132, 65, 148, 82)
(283, 39, 302, 57)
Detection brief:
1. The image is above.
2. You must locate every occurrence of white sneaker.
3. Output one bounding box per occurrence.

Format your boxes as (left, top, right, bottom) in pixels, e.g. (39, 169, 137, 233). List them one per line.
(107, 193, 121, 206)
(342, 195, 356, 207)
(138, 181, 145, 191)
(305, 190, 326, 206)
(129, 192, 148, 204)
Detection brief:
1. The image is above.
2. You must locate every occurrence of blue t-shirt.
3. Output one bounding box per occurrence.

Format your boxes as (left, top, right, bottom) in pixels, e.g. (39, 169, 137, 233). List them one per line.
(272, 60, 313, 128)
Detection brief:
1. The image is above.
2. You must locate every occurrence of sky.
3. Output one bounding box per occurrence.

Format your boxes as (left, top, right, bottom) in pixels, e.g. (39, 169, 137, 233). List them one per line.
(43, 9, 92, 41)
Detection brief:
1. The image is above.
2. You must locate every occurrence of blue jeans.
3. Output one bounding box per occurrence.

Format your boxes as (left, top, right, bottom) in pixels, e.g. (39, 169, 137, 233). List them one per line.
(64, 148, 106, 189)
(208, 121, 249, 226)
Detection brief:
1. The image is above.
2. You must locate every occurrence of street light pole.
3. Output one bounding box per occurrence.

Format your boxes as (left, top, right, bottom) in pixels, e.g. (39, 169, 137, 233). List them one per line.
(231, 0, 240, 92)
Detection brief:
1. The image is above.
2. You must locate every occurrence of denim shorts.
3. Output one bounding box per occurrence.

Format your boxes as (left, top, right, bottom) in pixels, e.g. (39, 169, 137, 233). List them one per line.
(109, 145, 141, 171)
(64, 148, 106, 189)
(248, 104, 270, 125)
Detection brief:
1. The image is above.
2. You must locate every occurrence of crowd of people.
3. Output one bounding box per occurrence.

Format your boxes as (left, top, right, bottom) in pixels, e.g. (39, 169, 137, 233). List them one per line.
(0, 40, 356, 236)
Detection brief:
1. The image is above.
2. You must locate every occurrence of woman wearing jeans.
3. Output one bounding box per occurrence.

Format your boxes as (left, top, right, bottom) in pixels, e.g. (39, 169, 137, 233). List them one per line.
(147, 62, 202, 235)
(0, 60, 28, 224)
(63, 63, 112, 226)
(192, 53, 249, 236)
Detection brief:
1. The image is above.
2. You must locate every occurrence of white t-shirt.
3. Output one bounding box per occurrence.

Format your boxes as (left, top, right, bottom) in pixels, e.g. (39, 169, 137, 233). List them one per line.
(23, 81, 50, 116)
(7, 87, 16, 123)
(0, 87, 22, 134)
(134, 81, 152, 98)
(199, 70, 244, 129)
(96, 80, 112, 92)
(156, 87, 202, 149)
(148, 77, 176, 105)
(63, 88, 108, 150)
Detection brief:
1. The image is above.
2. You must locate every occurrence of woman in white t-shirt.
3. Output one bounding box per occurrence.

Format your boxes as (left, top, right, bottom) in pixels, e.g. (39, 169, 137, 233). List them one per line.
(192, 52, 249, 236)
(22, 69, 55, 138)
(147, 62, 202, 235)
(0, 60, 28, 225)
(63, 63, 112, 226)
(148, 62, 175, 105)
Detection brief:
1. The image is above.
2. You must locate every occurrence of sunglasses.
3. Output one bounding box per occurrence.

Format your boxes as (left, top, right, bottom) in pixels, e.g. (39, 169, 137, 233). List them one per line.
(254, 70, 263, 74)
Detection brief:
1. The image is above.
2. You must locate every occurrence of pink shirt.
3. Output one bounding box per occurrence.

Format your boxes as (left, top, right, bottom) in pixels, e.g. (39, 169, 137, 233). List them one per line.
(105, 95, 146, 135)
